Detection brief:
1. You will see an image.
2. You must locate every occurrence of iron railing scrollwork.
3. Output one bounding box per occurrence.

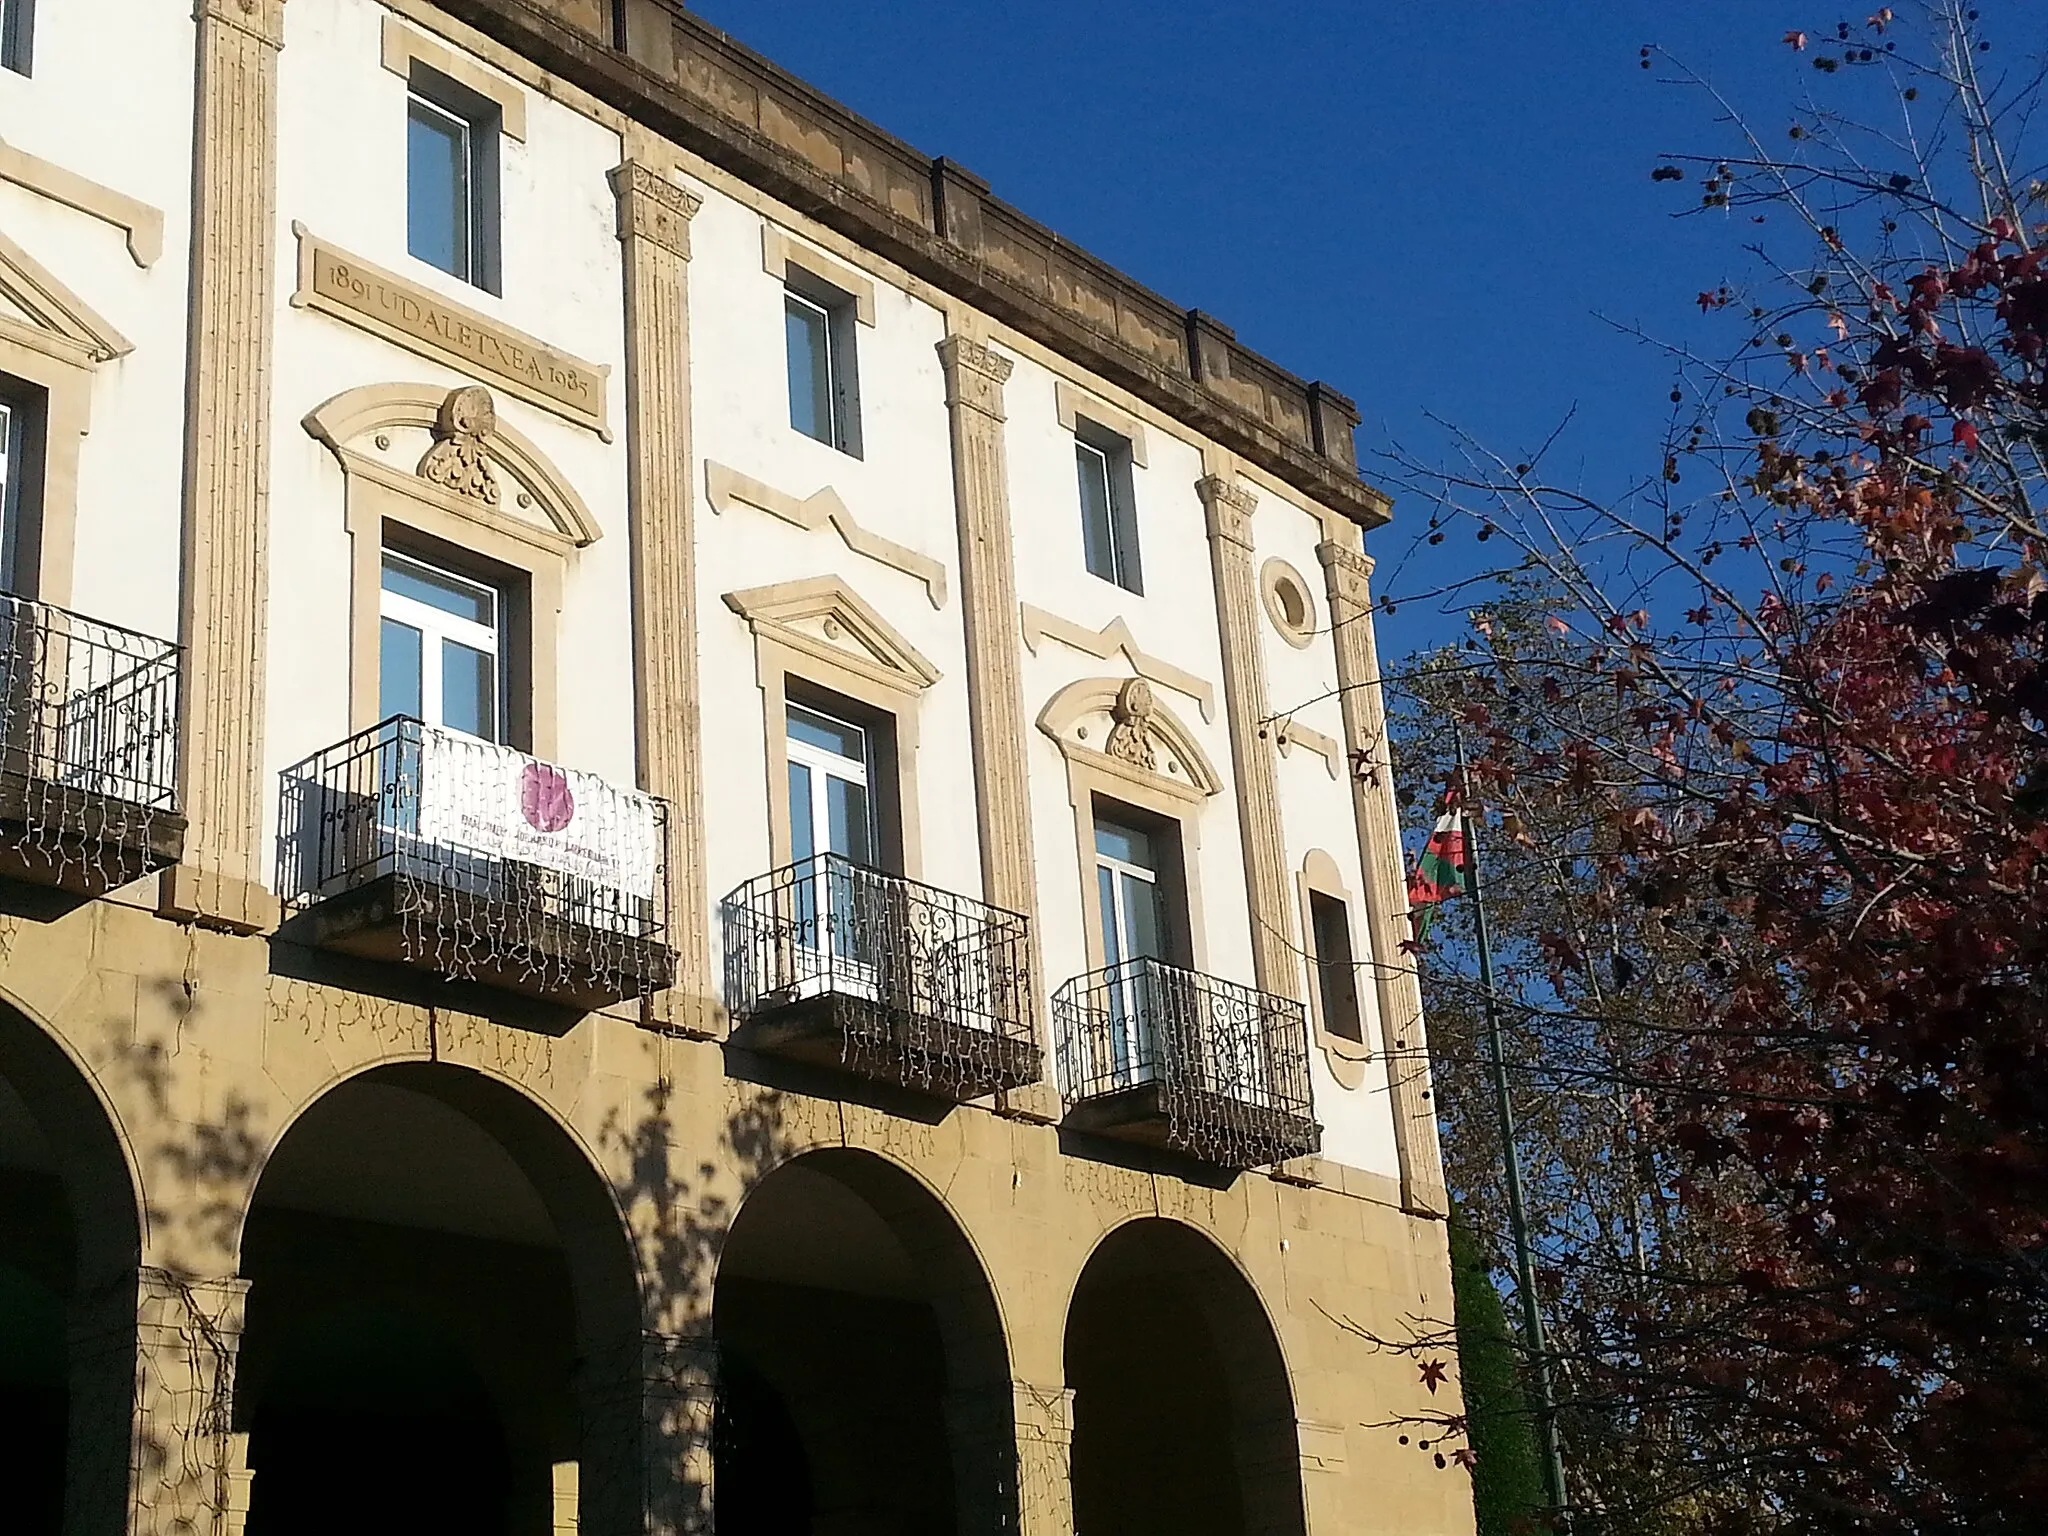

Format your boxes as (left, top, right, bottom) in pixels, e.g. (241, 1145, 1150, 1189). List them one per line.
(1052, 957, 1319, 1167)
(0, 593, 181, 886)
(277, 717, 672, 997)
(721, 853, 1038, 1095)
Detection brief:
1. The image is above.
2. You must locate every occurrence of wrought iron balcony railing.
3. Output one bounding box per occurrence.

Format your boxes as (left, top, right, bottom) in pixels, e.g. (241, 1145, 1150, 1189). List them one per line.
(0, 593, 184, 892)
(277, 717, 673, 1007)
(1052, 957, 1320, 1167)
(721, 853, 1040, 1100)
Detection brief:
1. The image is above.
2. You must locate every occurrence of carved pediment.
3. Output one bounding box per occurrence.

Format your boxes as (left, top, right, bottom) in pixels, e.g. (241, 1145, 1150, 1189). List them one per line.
(723, 577, 941, 696)
(1037, 676, 1223, 800)
(302, 382, 600, 549)
(0, 228, 132, 363)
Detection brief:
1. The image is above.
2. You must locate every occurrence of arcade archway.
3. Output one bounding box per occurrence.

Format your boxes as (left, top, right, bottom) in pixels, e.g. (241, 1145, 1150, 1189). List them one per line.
(235, 1063, 641, 1536)
(1064, 1218, 1304, 1536)
(712, 1148, 1015, 1534)
(0, 1002, 142, 1536)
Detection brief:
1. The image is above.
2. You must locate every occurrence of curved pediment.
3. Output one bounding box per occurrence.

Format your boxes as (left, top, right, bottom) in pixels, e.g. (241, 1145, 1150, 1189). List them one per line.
(301, 381, 601, 547)
(1037, 676, 1223, 802)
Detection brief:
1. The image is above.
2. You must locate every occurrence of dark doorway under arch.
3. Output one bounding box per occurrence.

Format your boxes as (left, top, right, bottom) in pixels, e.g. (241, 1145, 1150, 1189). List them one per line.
(236, 1064, 640, 1536)
(1065, 1218, 1305, 1536)
(712, 1149, 1015, 1535)
(0, 1007, 141, 1536)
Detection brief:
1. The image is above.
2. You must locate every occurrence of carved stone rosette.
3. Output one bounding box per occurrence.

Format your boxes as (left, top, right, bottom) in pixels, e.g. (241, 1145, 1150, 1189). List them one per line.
(1318, 538, 1448, 1216)
(611, 158, 715, 1035)
(1197, 473, 1297, 999)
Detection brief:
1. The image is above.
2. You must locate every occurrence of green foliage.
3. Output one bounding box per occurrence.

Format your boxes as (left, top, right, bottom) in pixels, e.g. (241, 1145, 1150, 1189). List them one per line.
(1450, 1214, 1547, 1536)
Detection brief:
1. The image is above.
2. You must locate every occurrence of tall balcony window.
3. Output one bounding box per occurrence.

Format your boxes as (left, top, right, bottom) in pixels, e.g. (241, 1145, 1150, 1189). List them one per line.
(379, 550, 503, 742)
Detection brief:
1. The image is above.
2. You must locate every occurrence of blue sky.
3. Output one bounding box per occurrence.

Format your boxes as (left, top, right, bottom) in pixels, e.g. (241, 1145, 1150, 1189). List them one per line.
(687, 1, 2042, 660)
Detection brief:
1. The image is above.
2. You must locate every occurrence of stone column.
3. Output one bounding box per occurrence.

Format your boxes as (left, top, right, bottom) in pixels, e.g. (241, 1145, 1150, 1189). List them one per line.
(937, 333, 1054, 1120)
(943, 1378, 1073, 1536)
(72, 1269, 251, 1536)
(1197, 472, 1296, 997)
(162, 0, 287, 934)
(579, 1330, 717, 1536)
(1013, 1381, 1076, 1536)
(610, 158, 716, 1037)
(1317, 540, 1447, 1216)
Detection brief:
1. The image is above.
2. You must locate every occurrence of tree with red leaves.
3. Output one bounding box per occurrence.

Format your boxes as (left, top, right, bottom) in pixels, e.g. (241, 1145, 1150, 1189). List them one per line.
(1374, 6, 2048, 1532)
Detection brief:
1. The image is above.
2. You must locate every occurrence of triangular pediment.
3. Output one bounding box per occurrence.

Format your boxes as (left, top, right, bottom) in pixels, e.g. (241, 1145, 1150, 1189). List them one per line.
(0, 229, 131, 363)
(723, 576, 941, 695)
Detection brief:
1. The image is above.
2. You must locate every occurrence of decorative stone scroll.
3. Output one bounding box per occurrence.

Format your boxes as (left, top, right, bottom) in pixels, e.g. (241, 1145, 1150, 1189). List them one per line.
(417, 384, 500, 504)
(704, 461, 948, 609)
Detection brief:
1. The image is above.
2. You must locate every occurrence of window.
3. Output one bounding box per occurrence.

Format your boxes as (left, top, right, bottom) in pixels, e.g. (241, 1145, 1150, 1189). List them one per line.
(784, 276, 862, 456)
(1076, 425, 1141, 594)
(785, 702, 876, 868)
(1095, 814, 1165, 971)
(1309, 889, 1363, 1043)
(379, 550, 504, 741)
(0, 379, 45, 595)
(0, 0, 32, 76)
(407, 67, 500, 292)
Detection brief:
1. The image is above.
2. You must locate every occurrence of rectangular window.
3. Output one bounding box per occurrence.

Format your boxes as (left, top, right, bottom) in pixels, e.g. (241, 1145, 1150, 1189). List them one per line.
(1310, 890, 1364, 1043)
(1076, 426, 1141, 594)
(0, 377, 46, 596)
(784, 277, 862, 457)
(0, 0, 32, 76)
(407, 67, 500, 293)
(379, 550, 504, 741)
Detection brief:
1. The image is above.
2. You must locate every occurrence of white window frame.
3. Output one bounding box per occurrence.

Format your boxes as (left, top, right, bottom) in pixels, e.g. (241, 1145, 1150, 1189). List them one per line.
(783, 278, 863, 458)
(379, 550, 503, 741)
(1076, 428, 1142, 594)
(0, 397, 18, 593)
(1095, 816, 1167, 1083)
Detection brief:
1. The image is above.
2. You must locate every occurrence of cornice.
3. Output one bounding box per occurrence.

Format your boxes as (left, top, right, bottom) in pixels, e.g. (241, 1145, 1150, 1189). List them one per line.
(429, 0, 1395, 530)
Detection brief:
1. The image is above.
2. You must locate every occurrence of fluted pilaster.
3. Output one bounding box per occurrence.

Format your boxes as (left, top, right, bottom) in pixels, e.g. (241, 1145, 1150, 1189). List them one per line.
(1318, 539, 1447, 1216)
(611, 159, 715, 1035)
(1198, 473, 1296, 998)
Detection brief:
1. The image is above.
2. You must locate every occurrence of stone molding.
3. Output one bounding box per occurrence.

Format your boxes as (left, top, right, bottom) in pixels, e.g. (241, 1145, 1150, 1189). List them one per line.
(1260, 555, 1319, 649)
(438, 0, 1389, 526)
(1273, 716, 1342, 778)
(0, 227, 133, 362)
(761, 223, 877, 324)
(1036, 676, 1223, 803)
(1018, 603, 1214, 722)
(1054, 379, 1148, 465)
(1296, 847, 1371, 1090)
(936, 334, 1012, 420)
(1317, 537, 1449, 1217)
(704, 460, 947, 609)
(1198, 473, 1297, 998)
(168, 0, 288, 932)
(723, 576, 940, 696)
(612, 154, 716, 1037)
(0, 136, 165, 267)
(381, 14, 529, 139)
(290, 225, 613, 438)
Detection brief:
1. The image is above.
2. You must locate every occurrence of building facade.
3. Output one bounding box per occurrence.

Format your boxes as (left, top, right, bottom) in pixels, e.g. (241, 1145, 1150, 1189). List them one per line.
(0, 1, 1471, 1532)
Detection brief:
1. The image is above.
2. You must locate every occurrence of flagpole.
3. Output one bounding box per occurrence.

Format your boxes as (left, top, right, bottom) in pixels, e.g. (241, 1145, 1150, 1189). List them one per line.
(1455, 723, 1570, 1522)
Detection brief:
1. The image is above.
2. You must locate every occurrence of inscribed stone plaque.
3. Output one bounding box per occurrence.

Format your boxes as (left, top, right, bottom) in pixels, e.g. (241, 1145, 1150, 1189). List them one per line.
(291, 225, 610, 437)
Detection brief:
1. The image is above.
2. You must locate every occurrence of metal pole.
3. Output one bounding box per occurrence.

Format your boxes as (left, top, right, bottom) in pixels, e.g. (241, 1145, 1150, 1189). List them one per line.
(1455, 724, 1569, 1521)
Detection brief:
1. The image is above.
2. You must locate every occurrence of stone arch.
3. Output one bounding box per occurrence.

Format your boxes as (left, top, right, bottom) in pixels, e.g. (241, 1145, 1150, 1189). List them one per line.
(234, 1060, 646, 1536)
(1064, 1216, 1305, 1536)
(713, 1145, 1018, 1532)
(0, 995, 145, 1536)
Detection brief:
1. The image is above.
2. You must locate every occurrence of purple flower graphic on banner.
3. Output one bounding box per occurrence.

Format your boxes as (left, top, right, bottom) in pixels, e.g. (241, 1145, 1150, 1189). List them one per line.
(520, 761, 575, 833)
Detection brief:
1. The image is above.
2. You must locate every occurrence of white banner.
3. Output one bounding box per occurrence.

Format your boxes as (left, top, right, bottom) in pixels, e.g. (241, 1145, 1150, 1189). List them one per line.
(414, 726, 660, 899)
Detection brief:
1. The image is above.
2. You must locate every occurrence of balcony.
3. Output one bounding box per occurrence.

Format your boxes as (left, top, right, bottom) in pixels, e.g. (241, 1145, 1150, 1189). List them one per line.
(0, 595, 184, 894)
(1052, 958, 1320, 1168)
(721, 854, 1040, 1101)
(277, 718, 674, 1008)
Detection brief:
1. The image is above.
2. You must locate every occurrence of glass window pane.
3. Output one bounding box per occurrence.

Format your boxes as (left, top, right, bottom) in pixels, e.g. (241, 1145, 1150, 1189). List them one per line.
(787, 761, 814, 862)
(1093, 816, 1154, 871)
(785, 294, 833, 444)
(0, 399, 14, 593)
(382, 553, 495, 625)
(379, 618, 423, 721)
(441, 640, 496, 740)
(1076, 442, 1117, 583)
(408, 95, 470, 279)
(1098, 865, 1122, 967)
(1123, 871, 1163, 961)
(1313, 891, 1362, 1040)
(827, 775, 872, 864)
(787, 703, 866, 764)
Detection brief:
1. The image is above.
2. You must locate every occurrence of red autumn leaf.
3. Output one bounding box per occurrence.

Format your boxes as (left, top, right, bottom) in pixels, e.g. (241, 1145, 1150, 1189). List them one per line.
(1418, 1359, 1449, 1394)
